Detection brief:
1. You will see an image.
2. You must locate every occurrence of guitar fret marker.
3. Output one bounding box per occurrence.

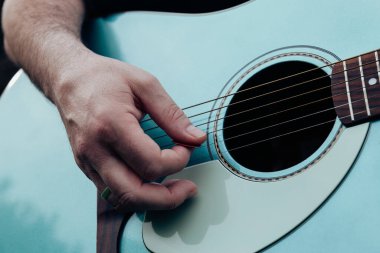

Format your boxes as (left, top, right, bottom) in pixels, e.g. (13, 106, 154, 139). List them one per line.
(358, 56, 371, 116)
(343, 61, 355, 120)
(369, 78, 377, 85)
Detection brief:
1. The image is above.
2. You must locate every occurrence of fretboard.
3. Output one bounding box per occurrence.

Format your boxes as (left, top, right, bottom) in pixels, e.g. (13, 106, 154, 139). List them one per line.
(331, 50, 380, 126)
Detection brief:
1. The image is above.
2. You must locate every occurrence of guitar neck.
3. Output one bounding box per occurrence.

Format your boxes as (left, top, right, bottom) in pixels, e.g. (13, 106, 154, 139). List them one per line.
(332, 50, 380, 126)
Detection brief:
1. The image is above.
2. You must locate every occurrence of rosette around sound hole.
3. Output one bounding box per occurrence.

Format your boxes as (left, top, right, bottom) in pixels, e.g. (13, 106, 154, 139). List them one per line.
(222, 61, 336, 173)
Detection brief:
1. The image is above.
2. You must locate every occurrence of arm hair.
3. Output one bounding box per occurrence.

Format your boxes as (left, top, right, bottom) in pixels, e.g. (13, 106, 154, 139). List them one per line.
(2, 0, 88, 100)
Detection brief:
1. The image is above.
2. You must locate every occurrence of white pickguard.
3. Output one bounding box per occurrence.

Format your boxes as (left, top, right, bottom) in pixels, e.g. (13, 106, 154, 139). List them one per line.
(142, 123, 367, 253)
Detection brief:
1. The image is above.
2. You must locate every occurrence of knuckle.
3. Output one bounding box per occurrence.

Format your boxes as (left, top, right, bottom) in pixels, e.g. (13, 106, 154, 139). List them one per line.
(74, 138, 90, 164)
(92, 121, 112, 140)
(88, 113, 115, 142)
(72, 151, 92, 179)
(81, 165, 99, 183)
(164, 103, 185, 123)
(142, 73, 160, 86)
(141, 158, 163, 181)
(141, 162, 162, 181)
(117, 191, 138, 210)
(135, 73, 159, 91)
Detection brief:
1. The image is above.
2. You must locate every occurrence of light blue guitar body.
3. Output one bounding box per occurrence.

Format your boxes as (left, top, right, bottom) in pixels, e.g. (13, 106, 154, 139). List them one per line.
(1, 0, 380, 252)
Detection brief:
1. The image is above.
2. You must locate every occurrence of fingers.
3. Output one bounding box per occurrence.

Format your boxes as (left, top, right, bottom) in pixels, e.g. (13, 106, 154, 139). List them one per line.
(91, 149, 197, 211)
(111, 74, 207, 181)
(131, 75, 206, 146)
(111, 114, 193, 181)
(69, 63, 206, 212)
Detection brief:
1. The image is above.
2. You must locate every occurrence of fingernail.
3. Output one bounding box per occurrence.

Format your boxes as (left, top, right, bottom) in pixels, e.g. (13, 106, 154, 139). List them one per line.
(186, 125, 206, 138)
(189, 187, 198, 197)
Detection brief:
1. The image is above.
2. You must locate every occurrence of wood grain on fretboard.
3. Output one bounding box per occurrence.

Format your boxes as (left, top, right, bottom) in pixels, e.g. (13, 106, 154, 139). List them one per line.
(331, 50, 380, 126)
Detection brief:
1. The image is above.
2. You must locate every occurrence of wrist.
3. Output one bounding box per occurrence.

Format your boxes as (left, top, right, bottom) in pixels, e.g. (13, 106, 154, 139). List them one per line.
(45, 42, 94, 105)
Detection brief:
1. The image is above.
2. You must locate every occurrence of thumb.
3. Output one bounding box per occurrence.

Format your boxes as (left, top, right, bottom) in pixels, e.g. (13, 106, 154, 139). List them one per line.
(135, 77, 206, 146)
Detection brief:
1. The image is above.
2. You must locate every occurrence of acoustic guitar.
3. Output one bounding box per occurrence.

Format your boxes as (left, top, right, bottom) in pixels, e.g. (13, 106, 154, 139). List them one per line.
(1, 0, 380, 252)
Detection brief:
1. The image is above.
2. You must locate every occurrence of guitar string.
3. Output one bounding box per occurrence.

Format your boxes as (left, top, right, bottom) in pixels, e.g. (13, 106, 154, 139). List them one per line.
(153, 81, 367, 142)
(184, 105, 379, 164)
(177, 106, 374, 160)
(213, 95, 370, 144)
(143, 58, 379, 133)
(141, 49, 379, 123)
(227, 108, 372, 153)
(162, 91, 377, 151)
(178, 106, 374, 161)
(141, 49, 379, 125)
(143, 59, 376, 131)
(178, 49, 378, 111)
(150, 69, 380, 142)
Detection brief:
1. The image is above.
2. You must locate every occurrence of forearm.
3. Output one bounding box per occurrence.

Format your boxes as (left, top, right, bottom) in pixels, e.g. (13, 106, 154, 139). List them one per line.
(2, 0, 88, 101)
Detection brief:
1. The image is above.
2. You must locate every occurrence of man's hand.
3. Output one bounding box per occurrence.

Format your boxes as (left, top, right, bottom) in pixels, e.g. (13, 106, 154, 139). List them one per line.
(2, 0, 206, 212)
(54, 53, 206, 211)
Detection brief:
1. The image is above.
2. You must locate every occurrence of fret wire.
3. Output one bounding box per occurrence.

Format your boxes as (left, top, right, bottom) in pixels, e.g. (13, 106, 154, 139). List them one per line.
(343, 61, 355, 120)
(375, 51, 380, 83)
(358, 56, 371, 115)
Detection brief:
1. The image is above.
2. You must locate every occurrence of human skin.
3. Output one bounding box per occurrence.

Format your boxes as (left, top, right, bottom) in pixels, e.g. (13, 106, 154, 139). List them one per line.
(2, 0, 206, 211)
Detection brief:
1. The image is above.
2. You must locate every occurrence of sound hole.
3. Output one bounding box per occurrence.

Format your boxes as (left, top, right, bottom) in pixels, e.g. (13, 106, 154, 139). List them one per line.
(223, 61, 336, 173)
